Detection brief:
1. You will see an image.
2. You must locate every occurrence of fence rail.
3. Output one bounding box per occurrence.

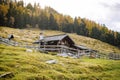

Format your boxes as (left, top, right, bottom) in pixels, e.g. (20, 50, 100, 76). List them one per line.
(38, 45, 87, 54)
(108, 53, 120, 60)
(1, 37, 120, 60)
(0, 37, 86, 55)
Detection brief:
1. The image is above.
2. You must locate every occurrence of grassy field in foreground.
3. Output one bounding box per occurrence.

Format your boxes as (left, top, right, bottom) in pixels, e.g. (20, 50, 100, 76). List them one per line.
(0, 44, 120, 80)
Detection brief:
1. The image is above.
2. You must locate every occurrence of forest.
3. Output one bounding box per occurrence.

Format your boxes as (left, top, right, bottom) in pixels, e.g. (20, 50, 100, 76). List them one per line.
(0, 0, 120, 47)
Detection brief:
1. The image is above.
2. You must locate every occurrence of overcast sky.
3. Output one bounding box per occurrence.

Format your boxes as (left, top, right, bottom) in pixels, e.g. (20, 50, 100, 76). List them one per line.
(22, 0, 120, 32)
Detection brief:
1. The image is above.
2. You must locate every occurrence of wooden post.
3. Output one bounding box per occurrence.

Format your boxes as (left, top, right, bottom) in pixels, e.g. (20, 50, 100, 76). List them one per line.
(39, 40, 41, 51)
(44, 40, 45, 51)
(77, 49, 79, 58)
(61, 46, 63, 54)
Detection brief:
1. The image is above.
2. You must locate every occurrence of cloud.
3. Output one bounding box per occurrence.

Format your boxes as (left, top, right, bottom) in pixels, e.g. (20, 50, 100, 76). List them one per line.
(110, 3, 120, 20)
(100, 2, 120, 32)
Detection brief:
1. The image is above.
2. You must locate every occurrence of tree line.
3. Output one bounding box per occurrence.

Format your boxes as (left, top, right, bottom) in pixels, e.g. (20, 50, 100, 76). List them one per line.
(0, 0, 120, 47)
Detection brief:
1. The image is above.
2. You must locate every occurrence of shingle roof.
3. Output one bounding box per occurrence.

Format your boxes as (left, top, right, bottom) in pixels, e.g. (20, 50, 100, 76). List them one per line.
(44, 34, 67, 42)
(74, 45, 89, 50)
(33, 34, 74, 44)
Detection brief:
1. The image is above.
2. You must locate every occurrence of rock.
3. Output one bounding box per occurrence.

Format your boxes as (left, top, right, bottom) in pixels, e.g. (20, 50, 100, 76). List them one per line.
(0, 72, 14, 78)
(26, 49, 33, 53)
(71, 55, 79, 59)
(67, 53, 73, 56)
(57, 53, 68, 57)
(46, 60, 57, 64)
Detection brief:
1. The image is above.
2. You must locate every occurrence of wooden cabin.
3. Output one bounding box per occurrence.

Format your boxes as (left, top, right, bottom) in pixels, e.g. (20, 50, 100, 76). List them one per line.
(34, 34, 74, 46)
(34, 34, 96, 55)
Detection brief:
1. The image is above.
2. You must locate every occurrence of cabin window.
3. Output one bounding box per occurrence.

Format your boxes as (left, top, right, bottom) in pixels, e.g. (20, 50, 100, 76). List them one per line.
(58, 40, 64, 45)
(48, 41, 54, 45)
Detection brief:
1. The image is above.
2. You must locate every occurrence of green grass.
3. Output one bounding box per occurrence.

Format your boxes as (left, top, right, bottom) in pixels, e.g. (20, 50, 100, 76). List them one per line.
(0, 44, 120, 80)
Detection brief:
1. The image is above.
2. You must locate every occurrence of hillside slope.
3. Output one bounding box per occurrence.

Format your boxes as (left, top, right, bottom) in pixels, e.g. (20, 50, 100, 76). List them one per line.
(0, 26, 120, 54)
(1, 0, 120, 47)
(0, 44, 120, 80)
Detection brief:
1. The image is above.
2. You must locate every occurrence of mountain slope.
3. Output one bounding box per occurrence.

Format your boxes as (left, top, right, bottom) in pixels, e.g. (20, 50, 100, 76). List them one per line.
(0, 0, 120, 47)
(0, 26, 120, 53)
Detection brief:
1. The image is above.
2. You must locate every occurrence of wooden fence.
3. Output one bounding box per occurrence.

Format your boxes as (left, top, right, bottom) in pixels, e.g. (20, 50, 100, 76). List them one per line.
(0, 37, 19, 46)
(108, 53, 120, 60)
(0, 37, 35, 48)
(38, 45, 87, 55)
(0, 37, 89, 56)
(1, 37, 120, 60)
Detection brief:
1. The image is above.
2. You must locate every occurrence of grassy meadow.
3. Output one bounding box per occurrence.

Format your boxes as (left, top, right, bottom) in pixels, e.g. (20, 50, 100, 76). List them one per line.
(0, 26, 120, 54)
(0, 26, 120, 80)
(0, 44, 120, 80)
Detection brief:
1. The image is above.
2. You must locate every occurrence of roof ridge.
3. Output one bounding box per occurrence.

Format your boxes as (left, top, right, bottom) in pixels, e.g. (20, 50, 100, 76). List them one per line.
(45, 34, 67, 38)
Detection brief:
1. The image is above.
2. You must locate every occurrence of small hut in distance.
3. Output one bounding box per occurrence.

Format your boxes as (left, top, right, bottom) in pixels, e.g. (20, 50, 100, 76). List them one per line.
(34, 34, 97, 57)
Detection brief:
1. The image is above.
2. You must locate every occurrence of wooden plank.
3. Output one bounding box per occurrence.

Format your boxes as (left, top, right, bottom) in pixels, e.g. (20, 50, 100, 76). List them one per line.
(39, 47, 61, 50)
(0, 72, 14, 78)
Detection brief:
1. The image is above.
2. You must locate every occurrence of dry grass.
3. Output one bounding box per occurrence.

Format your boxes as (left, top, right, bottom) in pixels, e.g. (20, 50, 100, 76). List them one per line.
(0, 26, 120, 53)
(69, 34, 120, 53)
